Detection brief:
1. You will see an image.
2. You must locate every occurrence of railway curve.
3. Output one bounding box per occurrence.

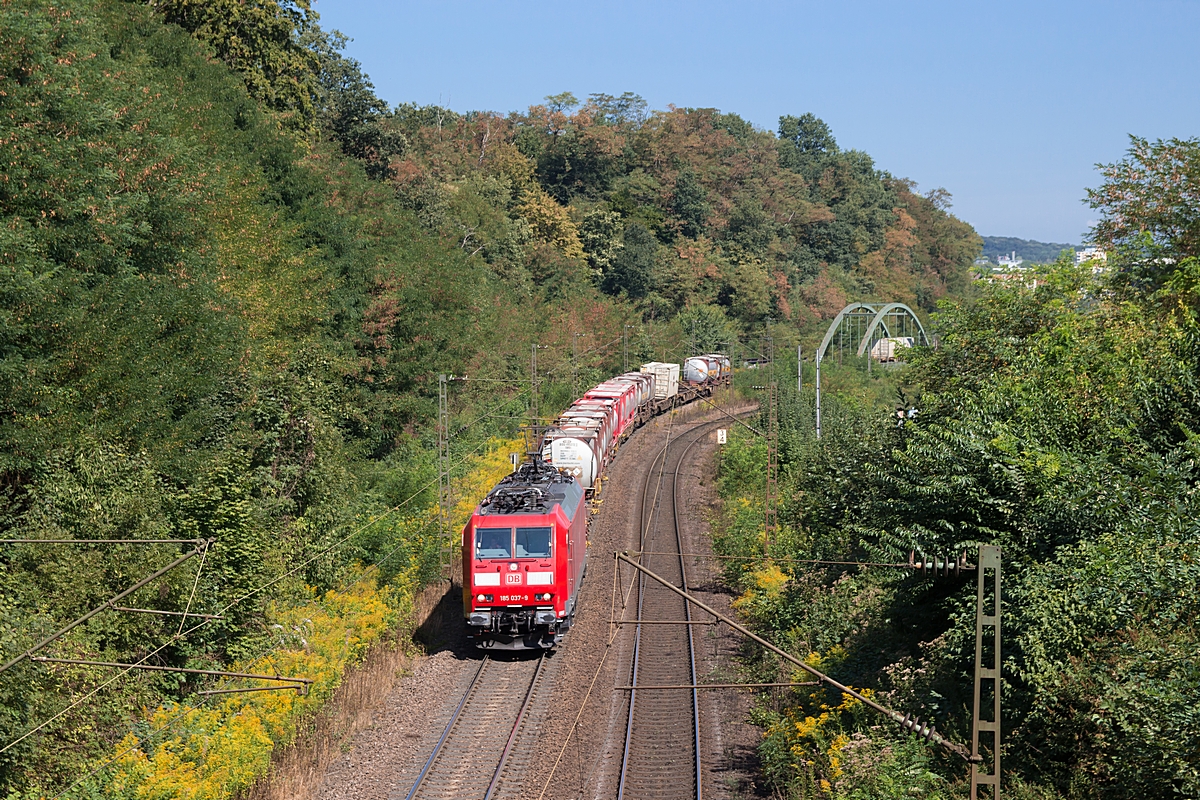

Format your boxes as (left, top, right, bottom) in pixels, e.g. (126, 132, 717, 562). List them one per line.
(616, 420, 717, 799)
(311, 401, 757, 800)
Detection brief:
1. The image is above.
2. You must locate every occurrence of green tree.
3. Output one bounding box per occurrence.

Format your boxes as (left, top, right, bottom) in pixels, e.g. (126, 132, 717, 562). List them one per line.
(676, 305, 737, 354)
(778, 112, 838, 173)
(587, 91, 647, 126)
(602, 222, 658, 299)
(671, 168, 710, 239)
(579, 208, 625, 280)
(149, 0, 321, 133)
(305, 28, 405, 178)
(545, 91, 579, 113)
(1088, 135, 1200, 287)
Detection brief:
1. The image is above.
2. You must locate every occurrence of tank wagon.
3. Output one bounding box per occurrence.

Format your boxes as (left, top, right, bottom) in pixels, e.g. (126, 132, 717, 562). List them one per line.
(464, 355, 731, 649)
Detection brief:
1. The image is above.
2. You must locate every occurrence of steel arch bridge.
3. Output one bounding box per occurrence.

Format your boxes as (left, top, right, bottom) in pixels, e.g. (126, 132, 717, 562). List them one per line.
(815, 302, 930, 364)
(812, 302, 928, 439)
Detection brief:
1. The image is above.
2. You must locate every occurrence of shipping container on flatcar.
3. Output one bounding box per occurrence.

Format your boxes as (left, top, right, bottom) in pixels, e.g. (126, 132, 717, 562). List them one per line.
(611, 371, 656, 424)
(583, 381, 639, 440)
(700, 354, 732, 380)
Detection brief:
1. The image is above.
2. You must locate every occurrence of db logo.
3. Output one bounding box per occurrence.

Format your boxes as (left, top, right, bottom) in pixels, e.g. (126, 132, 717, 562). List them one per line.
(505, 574, 521, 585)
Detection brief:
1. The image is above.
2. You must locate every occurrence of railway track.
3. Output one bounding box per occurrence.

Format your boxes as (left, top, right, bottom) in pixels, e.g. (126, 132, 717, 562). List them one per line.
(617, 420, 717, 800)
(405, 651, 550, 800)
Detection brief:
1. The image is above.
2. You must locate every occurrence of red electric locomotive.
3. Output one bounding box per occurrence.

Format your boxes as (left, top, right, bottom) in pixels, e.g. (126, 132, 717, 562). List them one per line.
(461, 459, 587, 649)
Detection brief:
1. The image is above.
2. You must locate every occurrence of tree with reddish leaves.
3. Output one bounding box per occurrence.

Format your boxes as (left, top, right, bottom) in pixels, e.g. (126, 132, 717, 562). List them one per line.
(1088, 136, 1200, 288)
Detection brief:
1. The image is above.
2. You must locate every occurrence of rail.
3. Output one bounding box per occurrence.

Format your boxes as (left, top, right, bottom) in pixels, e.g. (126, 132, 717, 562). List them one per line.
(618, 420, 717, 800)
(404, 652, 547, 800)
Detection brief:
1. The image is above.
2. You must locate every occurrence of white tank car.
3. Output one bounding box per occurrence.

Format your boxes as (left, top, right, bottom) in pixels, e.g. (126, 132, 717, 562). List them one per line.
(542, 428, 602, 489)
(701, 354, 731, 378)
(568, 403, 616, 451)
(683, 356, 712, 385)
(558, 412, 610, 455)
(613, 372, 655, 407)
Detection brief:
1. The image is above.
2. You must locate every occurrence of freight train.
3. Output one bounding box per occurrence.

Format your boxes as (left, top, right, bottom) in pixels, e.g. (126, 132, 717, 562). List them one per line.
(462, 355, 731, 649)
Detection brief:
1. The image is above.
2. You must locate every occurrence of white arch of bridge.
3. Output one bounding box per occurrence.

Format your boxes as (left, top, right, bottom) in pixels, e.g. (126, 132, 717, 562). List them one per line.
(815, 302, 930, 362)
(812, 302, 929, 440)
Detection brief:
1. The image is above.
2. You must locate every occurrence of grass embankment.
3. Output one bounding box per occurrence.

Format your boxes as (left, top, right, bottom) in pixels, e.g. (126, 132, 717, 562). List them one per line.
(75, 438, 521, 800)
(715, 360, 956, 799)
(713, 262, 1200, 799)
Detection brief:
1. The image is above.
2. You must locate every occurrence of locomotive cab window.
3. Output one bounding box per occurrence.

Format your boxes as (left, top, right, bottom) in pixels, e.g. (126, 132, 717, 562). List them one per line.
(475, 527, 512, 559)
(515, 526, 552, 558)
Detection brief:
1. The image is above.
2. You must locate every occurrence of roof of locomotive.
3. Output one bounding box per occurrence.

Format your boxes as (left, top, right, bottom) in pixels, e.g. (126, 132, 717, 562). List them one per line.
(477, 459, 584, 519)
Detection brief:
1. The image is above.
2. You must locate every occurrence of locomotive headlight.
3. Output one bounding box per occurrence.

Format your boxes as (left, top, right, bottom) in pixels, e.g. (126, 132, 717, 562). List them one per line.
(535, 592, 554, 601)
(476, 593, 493, 602)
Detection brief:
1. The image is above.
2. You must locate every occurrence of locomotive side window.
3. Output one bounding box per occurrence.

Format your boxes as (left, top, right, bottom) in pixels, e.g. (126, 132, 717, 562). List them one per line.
(515, 526, 552, 558)
(476, 527, 512, 559)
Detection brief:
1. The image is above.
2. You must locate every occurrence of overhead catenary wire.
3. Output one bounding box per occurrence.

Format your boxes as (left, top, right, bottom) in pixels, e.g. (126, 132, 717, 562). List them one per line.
(629, 551, 937, 569)
(449, 388, 530, 438)
(448, 332, 621, 394)
(12, 435, 499, 788)
(695, 394, 764, 437)
(176, 543, 209, 636)
(441, 329, 652, 441)
(32, 339, 711, 792)
(0, 540, 212, 676)
(29, 658, 312, 691)
(112, 607, 224, 620)
(615, 552, 973, 762)
(0, 538, 205, 545)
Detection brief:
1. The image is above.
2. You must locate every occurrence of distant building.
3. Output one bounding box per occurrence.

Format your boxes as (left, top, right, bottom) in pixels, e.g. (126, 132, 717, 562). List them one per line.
(982, 271, 1040, 289)
(1075, 247, 1107, 265)
(974, 251, 1039, 289)
(997, 251, 1024, 270)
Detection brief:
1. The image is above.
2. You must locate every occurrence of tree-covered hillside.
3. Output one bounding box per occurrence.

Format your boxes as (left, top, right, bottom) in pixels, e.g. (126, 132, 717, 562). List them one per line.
(981, 235, 1077, 264)
(382, 101, 981, 325)
(0, 0, 981, 795)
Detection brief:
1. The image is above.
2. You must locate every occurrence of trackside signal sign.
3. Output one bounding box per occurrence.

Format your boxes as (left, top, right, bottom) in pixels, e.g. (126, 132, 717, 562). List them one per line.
(717, 429, 727, 444)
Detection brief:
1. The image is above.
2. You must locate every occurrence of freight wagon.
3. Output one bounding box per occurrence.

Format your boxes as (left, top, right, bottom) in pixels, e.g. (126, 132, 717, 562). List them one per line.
(463, 355, 731, 649)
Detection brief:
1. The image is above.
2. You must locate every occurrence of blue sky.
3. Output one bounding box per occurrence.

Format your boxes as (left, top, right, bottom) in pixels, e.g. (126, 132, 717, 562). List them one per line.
(311, 0, 1200, 244)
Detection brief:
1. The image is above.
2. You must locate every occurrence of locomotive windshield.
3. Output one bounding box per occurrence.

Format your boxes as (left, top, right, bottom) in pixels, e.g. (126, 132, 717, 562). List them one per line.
(515, 527, 552, 557)
(475, 527, 512, 559)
